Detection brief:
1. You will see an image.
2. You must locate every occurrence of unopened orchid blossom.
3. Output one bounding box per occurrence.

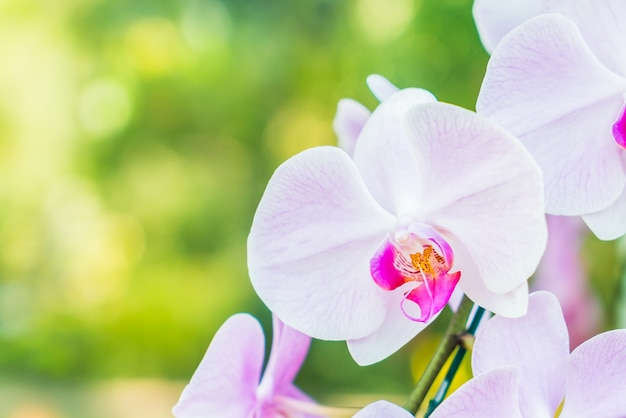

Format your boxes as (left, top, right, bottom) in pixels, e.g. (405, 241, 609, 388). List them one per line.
(475, 0, 626, 240)
(248, 82, 547, 365)
(173, 313, 322, 418)
(428, 291, 626, 417)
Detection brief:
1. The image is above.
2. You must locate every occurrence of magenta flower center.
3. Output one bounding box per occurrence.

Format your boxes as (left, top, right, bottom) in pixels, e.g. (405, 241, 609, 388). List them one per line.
(612, 102, 626, 150)
(370, 223, 461, 322)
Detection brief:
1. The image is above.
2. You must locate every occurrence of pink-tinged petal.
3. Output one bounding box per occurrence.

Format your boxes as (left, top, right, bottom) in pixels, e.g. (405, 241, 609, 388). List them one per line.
(477, 14, 626, 215)
(533, 215, 601, 349)
(429, 367, 523, 418)
(472, 0, 543, 53)
(173, 314, 262, 417)
(333, 98, 371, 157)
(453, 241, 528, 317)
(559, 330, 626, 417)
(248, 146, 396, 341)
(353, 400, 413, 418)
(347, 284, 433, 366)
(352, 88, 438, 216)
(472, 292, 569, 418)
(582, 187, 626, 240)
(366, 74, 401, 102)
(258, 315, 311, 398)
(402, 103, 546, 295)
(546, 0, 626, 76)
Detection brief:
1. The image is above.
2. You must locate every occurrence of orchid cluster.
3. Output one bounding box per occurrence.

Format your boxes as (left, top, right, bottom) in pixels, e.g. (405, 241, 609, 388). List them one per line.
(174, 1, 626, 417)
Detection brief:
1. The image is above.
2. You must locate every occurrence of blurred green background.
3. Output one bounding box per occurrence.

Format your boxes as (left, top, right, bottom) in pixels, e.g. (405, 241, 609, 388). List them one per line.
(0, 0, 619, 416)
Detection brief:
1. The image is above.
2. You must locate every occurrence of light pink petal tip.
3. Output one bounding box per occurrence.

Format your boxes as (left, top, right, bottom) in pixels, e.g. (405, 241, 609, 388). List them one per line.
(365, 74, 401, 102)
(353, 400, 413, 418)
(472, 0, 543, 53)
(333, 99, 371, 156)
(560, 329, 626, 417)
(430, 367, 523, 418)
(173, 314, 264, 417)
(260, 315, 311, 393)
(248, 146, 395, 341)
(472, 292, 569, 417)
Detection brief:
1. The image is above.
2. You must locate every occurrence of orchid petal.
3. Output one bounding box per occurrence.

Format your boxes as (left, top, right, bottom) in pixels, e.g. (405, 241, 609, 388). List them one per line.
(582, 187, 626, 240)
(259, 315, 311, 395)
(173, 314, 262, 417)
(533, 215, 601, 349)
(472, 292, 569, 418)
(559, 330, 626, 417)
(401, 103, 546, 295)
(453, 240, 528, 317)
(353, 400, 413, 418)
(333, 98, 371, 156)
(546, 0, 626, 75)
(429, 367, 523, 418)
(477, 14, 626, 215)
(366, 74, 401, 102)
(248, 146, 396, 340)
(347, 284, 434, 365)
(352, 88, 437, 215)
(472, 0, 543, 53)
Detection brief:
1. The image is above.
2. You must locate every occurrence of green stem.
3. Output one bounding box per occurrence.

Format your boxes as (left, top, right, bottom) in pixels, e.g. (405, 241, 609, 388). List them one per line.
(403, 295, 474, 415)
(424, 306, 486, 417)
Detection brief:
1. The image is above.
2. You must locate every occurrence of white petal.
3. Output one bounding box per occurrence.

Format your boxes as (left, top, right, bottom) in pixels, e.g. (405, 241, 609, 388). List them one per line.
(472, 292, 569, 418)
(546, 0, 626, 75)
(582, 185, 626, 240)
(453, 240, 528, 318)
(472, 0, 543, 53)
(560, 330, 626, 417)
(353, 400, 413, 418)
(366, 74, 401, 102)
(248, 146, 396, 340)
(346, 284, 434, 366)
(353, 88, 437, 216)
(403, 103, 546, 295)
(477, 14, 626, 215)
(429, 367, 523, 418)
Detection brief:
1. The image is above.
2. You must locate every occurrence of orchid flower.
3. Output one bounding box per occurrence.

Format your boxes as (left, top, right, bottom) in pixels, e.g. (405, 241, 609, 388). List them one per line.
(476, 0, 626, 240)
(248, 84, 547, 365)
(173, 313, 320, 418)
(533, 215, 600, 349)
(429, 291, 626, 417)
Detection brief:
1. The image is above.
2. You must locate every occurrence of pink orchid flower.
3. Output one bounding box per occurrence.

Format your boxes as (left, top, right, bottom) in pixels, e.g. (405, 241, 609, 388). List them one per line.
(248, 85, 547, 365)
(173, 313, 319, 418)
(476, 0, 626, 240)
(429, 291, 626, 417)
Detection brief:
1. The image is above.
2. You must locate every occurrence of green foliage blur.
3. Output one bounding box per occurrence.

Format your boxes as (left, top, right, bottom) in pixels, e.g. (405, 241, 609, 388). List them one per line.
(7, 0, 619, 408)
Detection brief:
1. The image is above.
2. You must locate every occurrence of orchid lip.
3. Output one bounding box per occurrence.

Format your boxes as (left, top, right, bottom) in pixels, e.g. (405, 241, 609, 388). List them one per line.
(613, 100, 626, 150)
(370, 222, 461, 323)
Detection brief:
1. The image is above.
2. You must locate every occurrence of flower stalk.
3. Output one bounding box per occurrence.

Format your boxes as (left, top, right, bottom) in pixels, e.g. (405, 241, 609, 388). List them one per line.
(403, 295, 474, 415)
